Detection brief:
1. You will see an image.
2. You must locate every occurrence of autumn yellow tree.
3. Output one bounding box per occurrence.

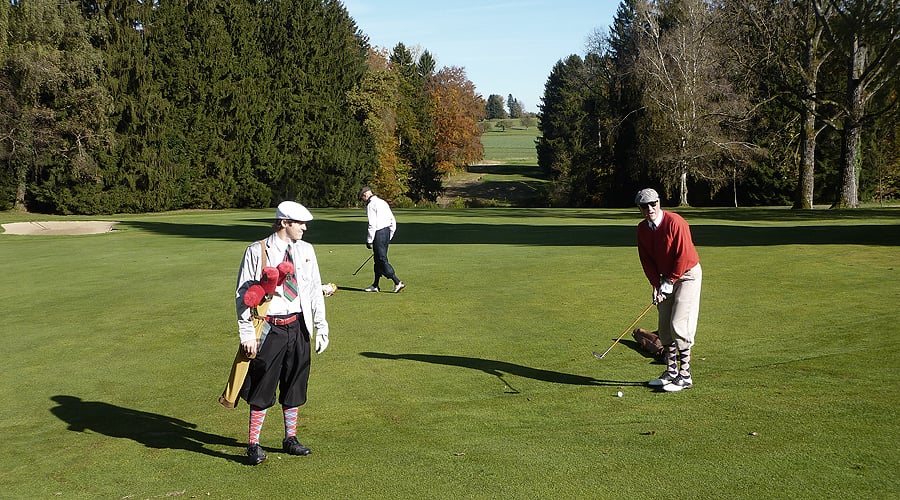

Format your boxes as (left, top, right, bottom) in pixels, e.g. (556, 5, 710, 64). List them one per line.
(347, 48, 408, 202)
(428, 66, 485, 175)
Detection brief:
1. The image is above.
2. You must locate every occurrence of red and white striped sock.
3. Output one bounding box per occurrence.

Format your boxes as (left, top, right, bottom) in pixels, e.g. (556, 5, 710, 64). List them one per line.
(283, 406, 298, 439)
(249, 405, 267, 444)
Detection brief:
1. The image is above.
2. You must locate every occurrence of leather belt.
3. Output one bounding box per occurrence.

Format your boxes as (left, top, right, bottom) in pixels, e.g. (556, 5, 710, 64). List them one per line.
(265, 314, 299, 326)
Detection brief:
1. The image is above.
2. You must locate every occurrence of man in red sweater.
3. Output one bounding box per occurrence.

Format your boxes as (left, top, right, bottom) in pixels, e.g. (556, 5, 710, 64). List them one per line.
(635, 188, 702, 392)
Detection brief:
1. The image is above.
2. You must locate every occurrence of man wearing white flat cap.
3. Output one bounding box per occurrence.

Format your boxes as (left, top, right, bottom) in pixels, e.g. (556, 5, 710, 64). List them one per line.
(635, 188, 702, 393)
(233, 200, 329, 464)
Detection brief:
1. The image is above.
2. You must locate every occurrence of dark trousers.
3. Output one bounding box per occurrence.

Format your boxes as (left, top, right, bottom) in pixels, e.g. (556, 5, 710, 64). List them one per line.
(372, 227, 399, 286)
(241, 315, 311, 409)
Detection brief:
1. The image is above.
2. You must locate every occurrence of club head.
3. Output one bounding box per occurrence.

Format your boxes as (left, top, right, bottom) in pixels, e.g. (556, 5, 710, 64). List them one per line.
(593, 351, 606, 359)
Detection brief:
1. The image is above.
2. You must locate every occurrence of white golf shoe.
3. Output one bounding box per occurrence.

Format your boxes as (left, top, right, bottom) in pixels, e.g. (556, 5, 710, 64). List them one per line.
(661, 375, 693, 392)
(647, 371, 677, 387)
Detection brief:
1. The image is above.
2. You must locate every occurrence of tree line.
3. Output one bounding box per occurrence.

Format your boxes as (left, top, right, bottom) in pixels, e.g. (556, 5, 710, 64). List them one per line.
(537, 0, 898, 208)
(0, 0, 484, 214)
(485, 94, 528, 120)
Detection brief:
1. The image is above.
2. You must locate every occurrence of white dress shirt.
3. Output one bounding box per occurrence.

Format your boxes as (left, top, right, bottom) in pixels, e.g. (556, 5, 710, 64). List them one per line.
(366, 195, 396, 244)
(235, 233, 329, 345)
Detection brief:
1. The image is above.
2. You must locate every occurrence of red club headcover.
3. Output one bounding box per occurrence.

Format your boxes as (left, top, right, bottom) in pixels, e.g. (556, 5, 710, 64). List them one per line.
(243, 284, 266, 307)
(260, 267, 280, 295)
(277, 261, 294, 285)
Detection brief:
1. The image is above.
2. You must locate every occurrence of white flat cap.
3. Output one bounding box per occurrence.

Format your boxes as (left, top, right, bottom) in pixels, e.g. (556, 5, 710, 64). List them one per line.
(275, 201, 313, 221)
(635, 188, 660, 205)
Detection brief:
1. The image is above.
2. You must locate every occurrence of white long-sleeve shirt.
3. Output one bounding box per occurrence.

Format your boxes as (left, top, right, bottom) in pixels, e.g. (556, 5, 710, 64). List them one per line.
(235, 233, 328, 345)
(365, 195, 396, 244)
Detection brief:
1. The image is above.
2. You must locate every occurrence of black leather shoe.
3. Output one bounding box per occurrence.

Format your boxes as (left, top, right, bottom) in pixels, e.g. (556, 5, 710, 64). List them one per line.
(247, 443, 267, 465)
(282, 436, 311, 456)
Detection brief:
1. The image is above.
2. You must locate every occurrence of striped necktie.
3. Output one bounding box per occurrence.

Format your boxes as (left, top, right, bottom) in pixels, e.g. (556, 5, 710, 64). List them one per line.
(283, 246, 298, 301)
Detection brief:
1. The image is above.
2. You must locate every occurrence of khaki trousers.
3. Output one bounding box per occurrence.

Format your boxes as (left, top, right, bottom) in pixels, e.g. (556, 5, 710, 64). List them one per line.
(657, 263, 702, 351)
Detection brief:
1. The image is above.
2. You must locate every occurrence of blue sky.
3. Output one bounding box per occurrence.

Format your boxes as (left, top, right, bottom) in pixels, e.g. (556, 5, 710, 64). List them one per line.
(342, 1, 619, 113)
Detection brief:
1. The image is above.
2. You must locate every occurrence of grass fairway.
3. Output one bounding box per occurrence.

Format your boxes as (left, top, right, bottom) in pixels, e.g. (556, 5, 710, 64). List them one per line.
(480, 127, 539, 164)
(1, 207, 899, 498)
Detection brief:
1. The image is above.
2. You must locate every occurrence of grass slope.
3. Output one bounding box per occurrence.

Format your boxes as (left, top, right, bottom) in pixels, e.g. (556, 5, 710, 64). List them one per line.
(1, 208, 898, 498)
(480, 127, 539, 164)
(441, 127, 544, 207)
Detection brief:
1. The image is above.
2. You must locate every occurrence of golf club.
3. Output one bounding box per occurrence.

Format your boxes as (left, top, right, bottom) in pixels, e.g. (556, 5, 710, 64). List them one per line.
(352, 253, 374, 275)
(593, 302, 655, 360)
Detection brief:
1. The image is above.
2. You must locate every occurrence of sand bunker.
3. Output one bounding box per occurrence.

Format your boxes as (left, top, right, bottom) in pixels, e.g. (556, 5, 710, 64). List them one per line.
(2, 221, 119, 235)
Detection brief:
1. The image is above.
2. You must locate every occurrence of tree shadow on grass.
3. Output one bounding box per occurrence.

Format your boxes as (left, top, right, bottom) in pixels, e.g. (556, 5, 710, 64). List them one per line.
(121, 218, 900, 247)
(49, 395, 245, 463)
(466, 164, 548, 179)
(359, 352, 646, 389)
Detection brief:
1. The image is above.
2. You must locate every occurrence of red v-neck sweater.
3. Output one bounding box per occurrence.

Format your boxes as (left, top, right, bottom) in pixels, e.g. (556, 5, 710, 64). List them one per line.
(637, 211, 700, 285)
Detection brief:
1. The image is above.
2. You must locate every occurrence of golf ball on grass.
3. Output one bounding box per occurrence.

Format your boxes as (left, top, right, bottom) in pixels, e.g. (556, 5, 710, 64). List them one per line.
(616, 391, 623, 398)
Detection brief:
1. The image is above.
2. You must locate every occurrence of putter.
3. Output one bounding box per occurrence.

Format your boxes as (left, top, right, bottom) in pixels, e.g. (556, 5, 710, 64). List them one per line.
(593, 302, 655, 360)
(352, 254, 374, 275)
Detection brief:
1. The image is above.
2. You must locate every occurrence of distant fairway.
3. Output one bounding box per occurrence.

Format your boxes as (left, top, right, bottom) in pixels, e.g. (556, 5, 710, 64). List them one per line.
(1, 207, 898, 498)
(439, 125, 543, 207)
(480, 126, 539, 164)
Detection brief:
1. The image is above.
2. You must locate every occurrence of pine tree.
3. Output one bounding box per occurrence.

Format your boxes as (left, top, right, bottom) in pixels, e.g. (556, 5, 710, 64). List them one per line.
(485, 94, 507, 119)
(507, 94, 523, 118)
(607, 0, 648, 205)
(99, 0, 173, 213)
(259, 0, 374, 206)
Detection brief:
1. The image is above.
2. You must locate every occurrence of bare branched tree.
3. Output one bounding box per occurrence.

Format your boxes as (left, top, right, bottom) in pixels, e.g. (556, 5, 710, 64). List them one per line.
(727, 0, 835, 208)
(815, 0, 899, 208)
(633, 0, 761, 206)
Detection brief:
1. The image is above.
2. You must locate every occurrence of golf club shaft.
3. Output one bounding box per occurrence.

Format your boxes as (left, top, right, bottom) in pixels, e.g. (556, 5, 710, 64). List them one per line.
(352, 253, 374, 275)
(598, 302, 655, 359)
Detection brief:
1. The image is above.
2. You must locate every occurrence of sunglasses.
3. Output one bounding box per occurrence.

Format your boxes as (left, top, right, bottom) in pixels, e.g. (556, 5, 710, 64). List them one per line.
(639, 201, 658, 209)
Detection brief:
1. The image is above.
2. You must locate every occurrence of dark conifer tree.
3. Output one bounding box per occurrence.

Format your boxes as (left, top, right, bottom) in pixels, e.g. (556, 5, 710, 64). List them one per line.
(259, 0, 374, 206)
(485, 94, 507, 119)
(99, 0, 174, 213)
(606, 0, 646, 205)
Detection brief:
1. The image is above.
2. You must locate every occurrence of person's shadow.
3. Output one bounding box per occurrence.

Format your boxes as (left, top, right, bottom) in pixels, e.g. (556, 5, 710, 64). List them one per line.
(50, 395, 244, 463)
(359, 352, 647, 392)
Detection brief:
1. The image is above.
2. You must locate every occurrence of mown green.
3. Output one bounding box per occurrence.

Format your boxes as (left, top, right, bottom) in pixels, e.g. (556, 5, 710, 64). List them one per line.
(1, 207, 898, 499)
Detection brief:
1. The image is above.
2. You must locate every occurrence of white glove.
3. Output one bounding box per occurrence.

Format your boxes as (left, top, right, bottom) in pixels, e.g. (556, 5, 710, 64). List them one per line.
(653, 279, 674, 305)
(315, 333, 329, 354)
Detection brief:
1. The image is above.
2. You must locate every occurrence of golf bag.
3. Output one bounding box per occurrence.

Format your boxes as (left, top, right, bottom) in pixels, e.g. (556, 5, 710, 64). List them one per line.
(632, 328, 664, 360)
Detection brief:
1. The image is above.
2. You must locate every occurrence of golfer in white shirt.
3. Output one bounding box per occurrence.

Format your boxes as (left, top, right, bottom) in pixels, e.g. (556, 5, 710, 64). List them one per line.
(359, 186, 405, 293)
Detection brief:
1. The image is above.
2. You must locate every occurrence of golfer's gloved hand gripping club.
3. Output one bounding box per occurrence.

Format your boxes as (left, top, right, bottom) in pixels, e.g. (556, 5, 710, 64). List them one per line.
(653, 277, 675, 304)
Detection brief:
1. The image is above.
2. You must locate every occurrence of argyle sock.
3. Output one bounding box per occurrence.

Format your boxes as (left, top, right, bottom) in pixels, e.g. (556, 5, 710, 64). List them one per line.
(678, 348, 692, 378)
(283, 406, 298, 439)
(665, 343, 678, 376)
(249, 405, 267, 444)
